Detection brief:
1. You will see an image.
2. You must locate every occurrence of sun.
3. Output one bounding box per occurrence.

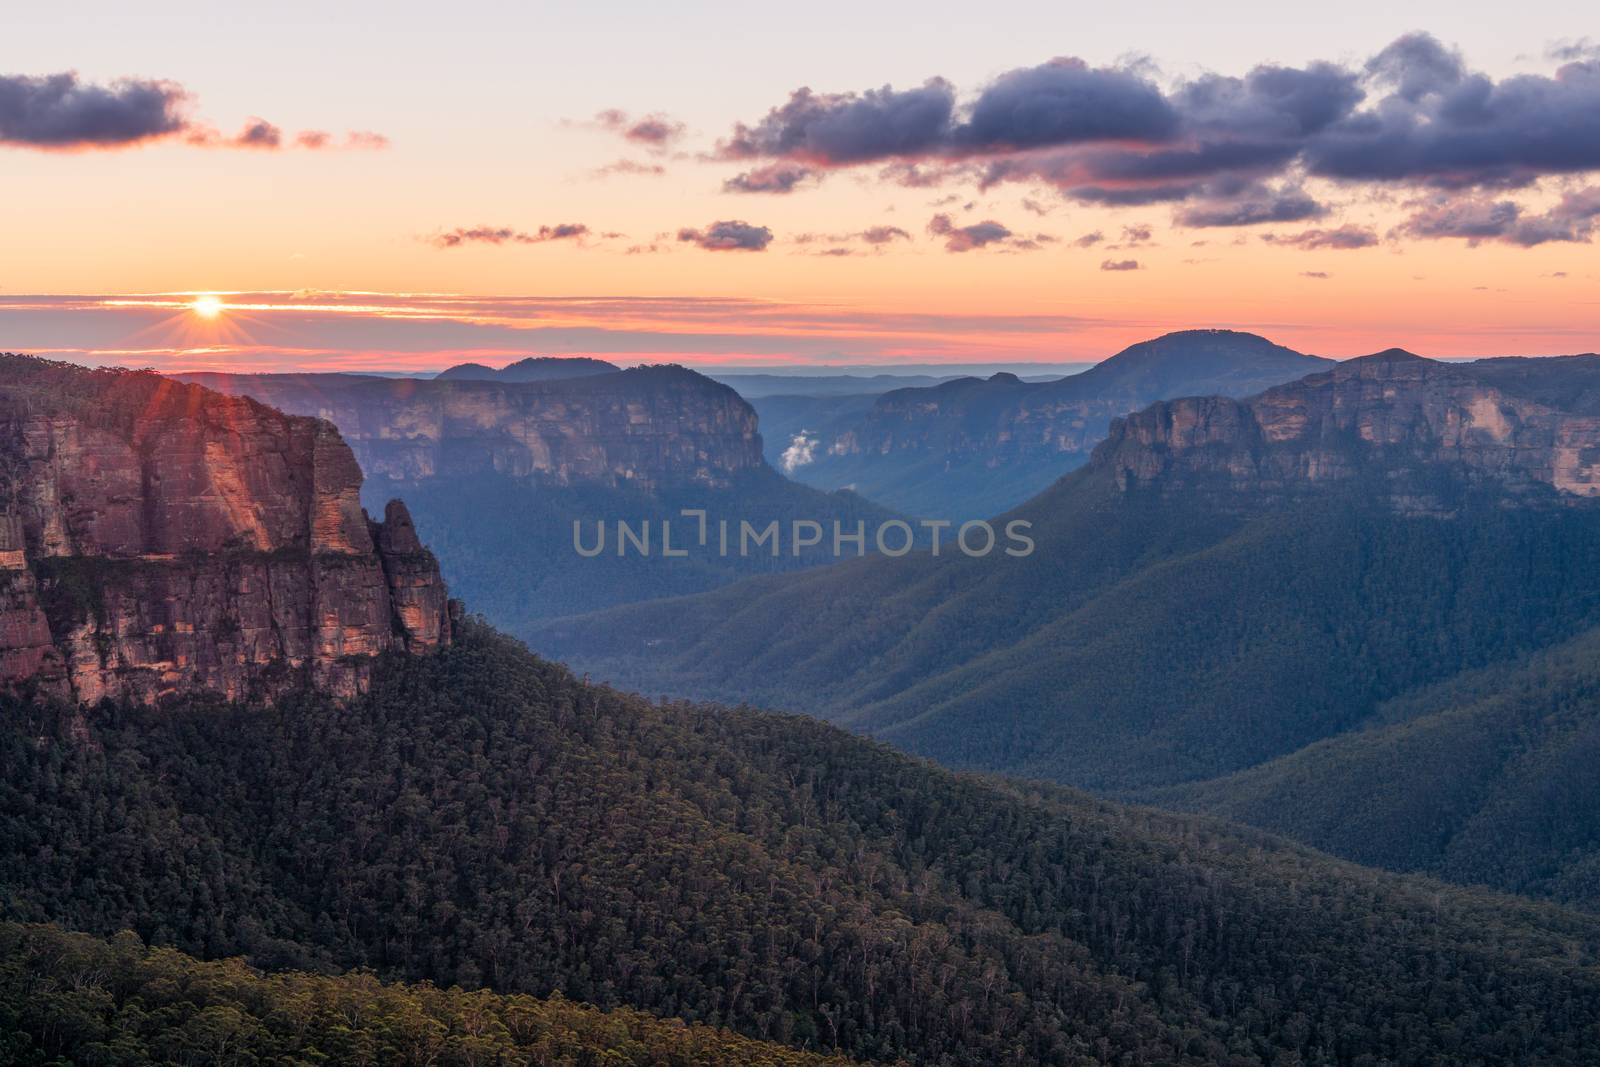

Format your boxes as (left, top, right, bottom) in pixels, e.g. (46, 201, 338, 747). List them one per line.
(190, 295, 224, 320)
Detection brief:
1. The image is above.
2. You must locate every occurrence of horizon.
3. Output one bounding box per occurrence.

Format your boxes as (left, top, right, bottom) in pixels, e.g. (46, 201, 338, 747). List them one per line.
(4, 2, 1598, 372)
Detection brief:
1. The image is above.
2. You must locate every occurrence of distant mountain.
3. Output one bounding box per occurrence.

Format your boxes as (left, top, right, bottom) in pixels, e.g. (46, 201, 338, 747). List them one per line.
(781, 329, 1331, 516)
(433, 355, 620, 381)
(182, 364, 904, 627)
(533, 353, 1600, 820)
(0, 355, 450, 705)
(7, 621, 1600, 1065)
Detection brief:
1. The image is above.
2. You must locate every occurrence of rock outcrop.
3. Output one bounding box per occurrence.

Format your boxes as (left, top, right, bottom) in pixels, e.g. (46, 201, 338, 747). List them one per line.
(182, 364, 764, 490)
(0, 354, 451, 705)
(1097, 350, 1600, 506)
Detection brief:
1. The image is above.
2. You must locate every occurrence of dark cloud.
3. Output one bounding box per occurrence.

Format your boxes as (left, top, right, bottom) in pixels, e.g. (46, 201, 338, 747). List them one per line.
(955, 59, 1179, 150)
(1394, 188, 1600, 246)
(1120, 223, 1154, 243)
(719, 80, 956, 164)
(0, 71, 186, 148)
(1101, 259, 1142, 270)
(677, 220, 774, 251)
(430, 224, 593, 248)
(928, 213, 1014, 251)
(1073, 231, 1105, 247)
(1306, 34, 1600, 187)
(703, 34, 1600, 237)
(1175, 185, 1324, 227)
(595, 109, 686, 149)
(1262, 224, 1381, 249)
(723, 162, 818, 193)
(0, 71, 385, 153)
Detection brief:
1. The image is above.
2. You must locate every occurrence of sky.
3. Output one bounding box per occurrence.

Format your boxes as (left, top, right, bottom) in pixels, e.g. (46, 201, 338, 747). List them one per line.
(2, 1, 1598, 372)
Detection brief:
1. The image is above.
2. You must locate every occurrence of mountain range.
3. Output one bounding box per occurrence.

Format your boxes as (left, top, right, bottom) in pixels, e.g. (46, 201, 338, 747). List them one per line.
(8, 347, 1600, 1063)
(533, 349, 1600, 910)
(776, 329, 1331, 516)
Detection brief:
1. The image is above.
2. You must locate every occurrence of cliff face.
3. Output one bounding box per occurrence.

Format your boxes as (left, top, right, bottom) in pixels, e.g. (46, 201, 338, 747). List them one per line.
(183, 365, 765, 490)
(0, 355, 451, 705)
(1097, 350, 1600, 506)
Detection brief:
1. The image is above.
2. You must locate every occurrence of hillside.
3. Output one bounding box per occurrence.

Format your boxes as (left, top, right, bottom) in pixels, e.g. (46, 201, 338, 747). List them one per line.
(5, 621, 1600, 1065)
(532, 352, 1600, 797)
(181, 364, 906, 623)
(0, 923, 864, 1067)
(1152, 622, 1600, 911)
(780, 330, 1331, 516)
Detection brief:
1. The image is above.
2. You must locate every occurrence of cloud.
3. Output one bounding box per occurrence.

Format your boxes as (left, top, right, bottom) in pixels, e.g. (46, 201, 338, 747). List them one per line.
(723, 162, 818, 193)
(430, 224, 593, 248)
(928, 213, 1016, 251)
(0, 71, 387, 153)
(859, 225, 912, 245)
(793, 225, 911, 253)
(719, 80, 956, 164)
(232, 118, 282, 149)
(1262, 224, 1380, 249)
(1073, 231, 1105, 247)
(1021, 197, 1054, 215)
(594, 108, 686, 149)
(1120, 223, 1154, 244)
(676, 220, 773, 251)
(1174, 185, 1324, 227)
(1101, 258, 1142, 270)
(1301, 270, 1331, 279)
(702, 34, 1600, 233)
(1393, 188, 1600, 246)
(594, 158, 667, 178)
(0, 71, 187, 148)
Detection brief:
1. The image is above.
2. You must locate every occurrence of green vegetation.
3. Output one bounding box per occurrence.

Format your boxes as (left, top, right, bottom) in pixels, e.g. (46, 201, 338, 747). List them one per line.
(5, 622, 1600, 1064)
(0, 922, 863, 1066)
(533, 470, 1600, 793)
(1153, 622, 1600, 912)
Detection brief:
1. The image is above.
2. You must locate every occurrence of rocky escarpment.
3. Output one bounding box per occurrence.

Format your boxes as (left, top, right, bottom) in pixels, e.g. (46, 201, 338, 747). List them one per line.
(0, 355, 451, 705)
(184, 364, 764, 490)
(1098, 350, 1600, 506)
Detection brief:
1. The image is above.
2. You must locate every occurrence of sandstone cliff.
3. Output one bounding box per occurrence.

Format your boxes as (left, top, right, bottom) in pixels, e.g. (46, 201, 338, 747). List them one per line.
(1097, 350, 1600, 506)
(0, 355, 451, 705)
(183, 364, 764, 490)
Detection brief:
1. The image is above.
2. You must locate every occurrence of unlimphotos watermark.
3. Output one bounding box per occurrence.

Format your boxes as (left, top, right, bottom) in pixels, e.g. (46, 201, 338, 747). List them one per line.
(574, 510, 1034, 558)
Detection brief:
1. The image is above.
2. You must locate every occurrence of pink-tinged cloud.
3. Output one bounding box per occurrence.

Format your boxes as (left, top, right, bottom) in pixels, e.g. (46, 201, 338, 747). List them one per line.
(594, 158, 667, 178)
(594, 108, 686, 149)
(1262, 224, 1381, 250)
(430, 224, 593, 248)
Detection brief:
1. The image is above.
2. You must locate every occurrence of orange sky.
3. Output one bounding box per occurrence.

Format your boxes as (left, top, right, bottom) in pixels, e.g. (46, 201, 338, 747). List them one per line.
(3, 5, 1597, 370)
